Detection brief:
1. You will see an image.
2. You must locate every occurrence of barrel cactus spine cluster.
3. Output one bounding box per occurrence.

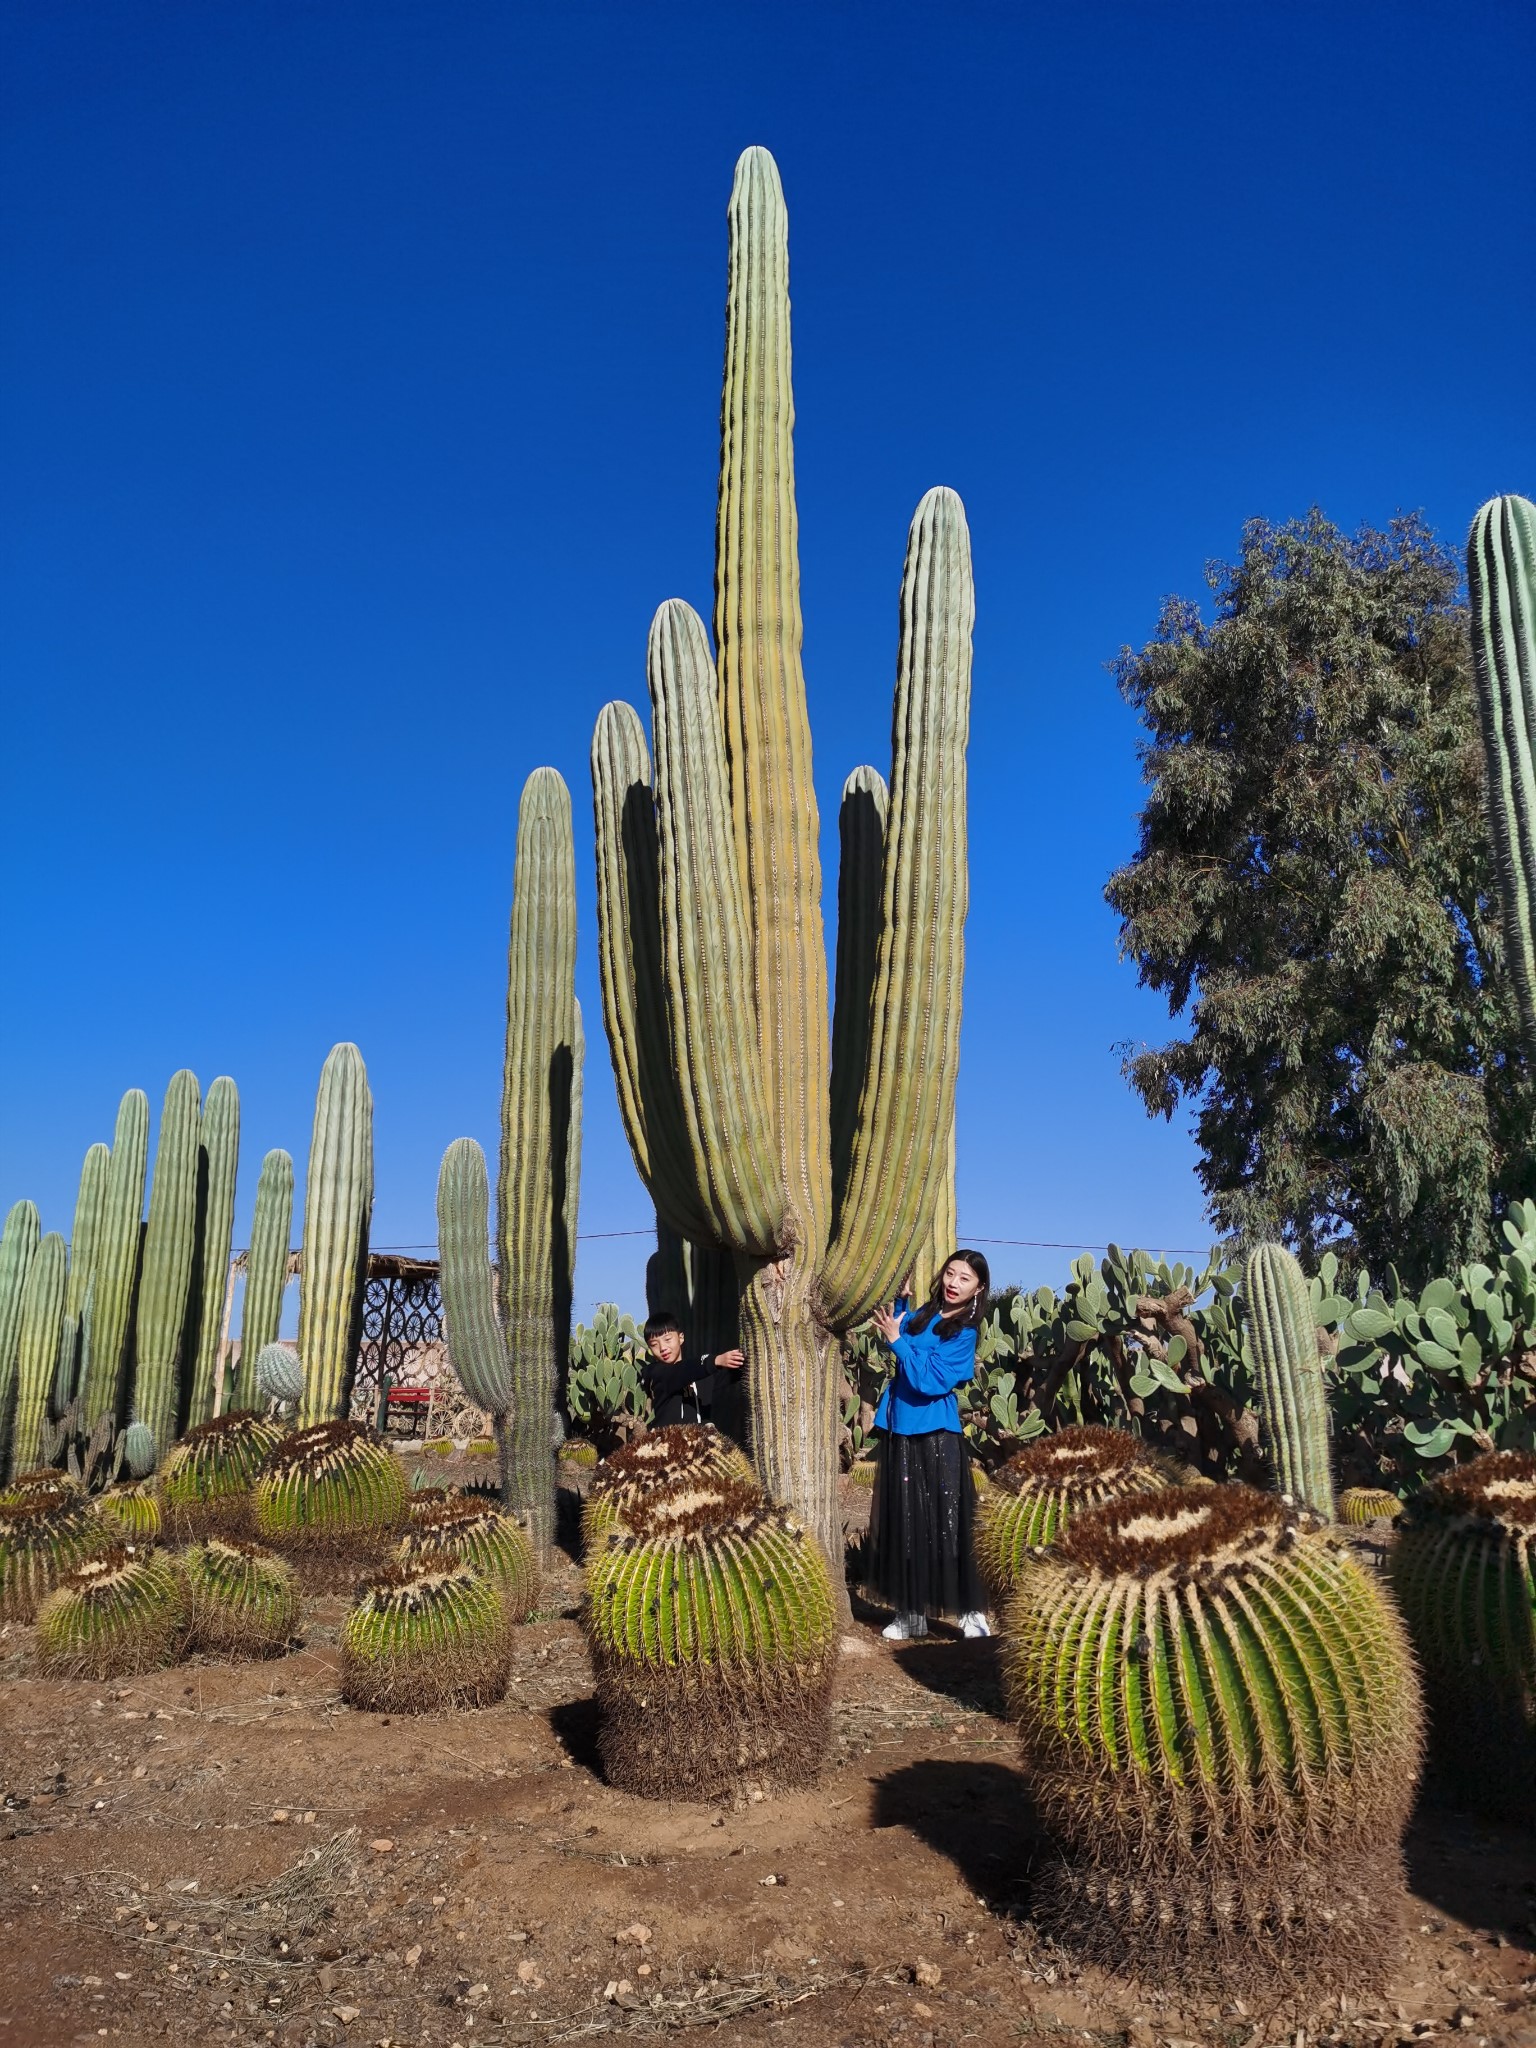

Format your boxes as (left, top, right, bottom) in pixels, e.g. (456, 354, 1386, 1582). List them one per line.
(253, 1418, 409, 1585)
(181, 1536, 300, 1659)
(341, 1556, 512, 1713)
(396, 1493, 539, 1622)
(582, 1422, 755, 1553)
(35, 1543, 189, 1679)
(160, 1410, 286, 1543)
(972, 1424, 1177, 1600)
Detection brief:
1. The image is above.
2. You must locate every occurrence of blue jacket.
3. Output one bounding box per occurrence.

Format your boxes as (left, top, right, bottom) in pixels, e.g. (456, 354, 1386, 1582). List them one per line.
(872, 1309, 978, 1436)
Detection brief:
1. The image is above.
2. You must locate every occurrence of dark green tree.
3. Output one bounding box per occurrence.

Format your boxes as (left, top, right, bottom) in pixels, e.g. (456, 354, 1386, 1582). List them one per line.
(1107, 509, 1535, 1285)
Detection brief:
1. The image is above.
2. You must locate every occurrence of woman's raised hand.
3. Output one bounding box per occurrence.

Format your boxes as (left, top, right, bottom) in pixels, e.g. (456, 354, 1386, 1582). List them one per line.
(870, 1303, 902, 1345)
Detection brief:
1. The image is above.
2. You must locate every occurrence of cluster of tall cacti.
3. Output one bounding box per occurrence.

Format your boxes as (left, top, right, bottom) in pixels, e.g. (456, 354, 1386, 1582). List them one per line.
(437, 768, 583, 1552)
(590, 146, 972, 1575)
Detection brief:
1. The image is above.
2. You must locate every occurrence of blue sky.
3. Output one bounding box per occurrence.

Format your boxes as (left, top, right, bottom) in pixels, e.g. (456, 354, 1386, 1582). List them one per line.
(3, 0, 1533, 1323)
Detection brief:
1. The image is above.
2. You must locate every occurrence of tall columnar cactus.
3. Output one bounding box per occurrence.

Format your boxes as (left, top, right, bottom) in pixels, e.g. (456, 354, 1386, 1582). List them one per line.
(188, 1076, 240, 1425)
(12, 1232, 67, 1478)
(1468, 494, 1536, 1054)
(437, 769, 582, 1552)
(0, 1201, 40, 1479)
(132, 1070, 202, 1456)
(238, 1149, 294, 1406)
(297, 1045, 374, 1425)
(1244, 1241, 1335, 1518)
(56, 1142, 111, 1415)
(591, 149, 972, 1575)
(1005, 1486, 1422, 1992)
(80, 1089, 150, 1427)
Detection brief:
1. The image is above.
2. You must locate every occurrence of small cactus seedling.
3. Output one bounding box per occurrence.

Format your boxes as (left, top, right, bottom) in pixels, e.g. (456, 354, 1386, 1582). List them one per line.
(160, 1411, 286, 1543)
(583, 1423, 755, 1553)
(584, 1471, 837, 1801)
(180, 1537, 299, 1659)
(0, 1492, 109, 1621)
(254, 1420, 408, 1586)
(973, 1425, 1175, 1599)
(254, 1342, 305, 1411)
(97, 1481, 162, 1544)
(1392, 1449, 1535, 1821)
(340, 1557, 511, 1713)
(1005, 1485, 1421, 1993)
(396, 1495, 539, 1622)
(1339, 1485, 1403, 1526)
(35, 1544, 188, 1679)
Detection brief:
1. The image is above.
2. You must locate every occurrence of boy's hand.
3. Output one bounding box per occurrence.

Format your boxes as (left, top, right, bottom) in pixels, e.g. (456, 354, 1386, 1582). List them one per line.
(715, 1349, 745, 1372)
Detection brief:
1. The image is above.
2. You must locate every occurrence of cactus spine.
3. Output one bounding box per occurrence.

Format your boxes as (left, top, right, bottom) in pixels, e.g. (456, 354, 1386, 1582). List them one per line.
(36, 1544, 188, 1679)
(81, 1089, 149, 1427)
(972, 1424, 1174, 1600)
(1468, 494, 1536, 1052)
(297, 1046, 373, 1424)
(1244, 1241, 1335, 1518)
(132, 1071, 202, 1455)
(239, 1149, 294, 1405)
(188, 1076, 240, 1424)
(12, 1233, 67, 1477)
(437, 769, 581, 1552)
(0, 1201, 40, 1480)
(591, 150, 972, 1575)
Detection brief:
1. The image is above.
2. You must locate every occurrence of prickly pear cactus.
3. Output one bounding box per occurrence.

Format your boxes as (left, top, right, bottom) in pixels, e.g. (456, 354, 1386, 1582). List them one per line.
(584, 1471, 837, 1800)
(97, 1481, 162, 1544)
(0, 1491, 108, 1621)
(160, 1411, 286, 1543)
(181, 1537, 299, 1658)
(1005, 1485, 1421, 1992)
(1338, 1485, 1402, 1526)
(397, 1494, 538, 1622)
(254, 1343, 305, 1409)
(583, 1423, 755, 1553)
(35, 1543, 188, 1678)
(1392, 1449, 1535, 1821)
(253, 1420, 408, 1585)
(972, 1425, 1176, 1599)
(341, 1558, 511, 1713)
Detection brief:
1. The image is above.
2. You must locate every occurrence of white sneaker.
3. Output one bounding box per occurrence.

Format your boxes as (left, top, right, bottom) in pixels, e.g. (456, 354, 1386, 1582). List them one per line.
(958, 1611, 991, 1639)
(881, 1612, 928, 1641)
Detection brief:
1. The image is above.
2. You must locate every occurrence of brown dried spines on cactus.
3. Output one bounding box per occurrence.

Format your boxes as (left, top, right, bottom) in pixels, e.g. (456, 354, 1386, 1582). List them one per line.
(1338, 1485, 1403, 1525)
(340, 1556, 512, 1714)
(973, 1424, 1174, 1598)
(97, 1481, 162, 1544)
(180, 1537, 299, 1659)
(160, 1410, 286, 1543)
(253, 1418, 409, 1588)
(35, 1543, 189, 1679)
(583, 1422, 755, 1550)
(1005, 1482, 1422, 1996)
(396, 1494, 539, 1622)
(0, 1467, 83, 1509)
(0, 1492, 109, 1621)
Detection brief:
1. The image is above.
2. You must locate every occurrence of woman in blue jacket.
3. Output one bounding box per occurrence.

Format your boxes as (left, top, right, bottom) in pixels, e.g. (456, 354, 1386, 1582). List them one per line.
(865, 1248, 991, 1641)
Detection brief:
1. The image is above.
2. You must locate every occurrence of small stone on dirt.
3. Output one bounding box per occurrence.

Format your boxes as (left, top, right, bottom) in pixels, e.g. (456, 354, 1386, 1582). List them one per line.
(914, 1959, 942, 1988)
(404, 1945, 421, 1968)
(369, 1838, 394, 1853)
(332, 2008, 360, 2025)
(517, 1961, 543, 1988)
(616, 1923, 651, 1946)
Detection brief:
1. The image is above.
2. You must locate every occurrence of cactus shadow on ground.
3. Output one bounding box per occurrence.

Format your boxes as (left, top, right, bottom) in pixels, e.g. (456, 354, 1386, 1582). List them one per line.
(871, 1758, 1045, 1915)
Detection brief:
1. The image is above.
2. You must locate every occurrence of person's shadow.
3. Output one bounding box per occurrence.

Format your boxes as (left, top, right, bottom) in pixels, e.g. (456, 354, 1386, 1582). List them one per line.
(871, 1758, 1045, 1913)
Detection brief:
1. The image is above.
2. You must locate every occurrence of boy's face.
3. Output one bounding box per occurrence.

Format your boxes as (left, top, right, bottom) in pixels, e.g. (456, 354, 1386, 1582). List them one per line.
(647, 1328, 684, 1364)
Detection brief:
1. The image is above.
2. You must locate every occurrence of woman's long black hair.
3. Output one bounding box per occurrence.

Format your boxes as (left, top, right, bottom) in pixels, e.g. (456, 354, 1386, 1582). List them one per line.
(904, 1248, 991, 1341)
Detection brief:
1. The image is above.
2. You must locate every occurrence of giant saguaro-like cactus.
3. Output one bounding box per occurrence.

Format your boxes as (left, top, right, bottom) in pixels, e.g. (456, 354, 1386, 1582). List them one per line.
(57, 1143, 111, 1415)
(437, 768, 582, 1551)
(80, 1089, 149, 1428)
(1469, 493, 1536, 1055)
(132, 1070, 202, 1456)
(591, 149, 972, 1570)
(297, 1046, 374, 1425)
(188, 1077, 240, 1425)
(12, 1233, 67, 1477)
(0, 1202, 41, 1480)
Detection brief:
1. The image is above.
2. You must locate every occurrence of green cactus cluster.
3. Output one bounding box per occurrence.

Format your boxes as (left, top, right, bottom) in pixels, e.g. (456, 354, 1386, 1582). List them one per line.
(181, 1537, 299, 1658)
(97, 1481, 162, 1544)
(253, 1419, 408, 1584)
(583, 1423, 755, 1553)
(35, 1542, 188, 1679)
(1245, 1242, 1335, 1518)
(584, 1468, 837, 1800)
(396, 1493, 539, 1622)
(160, 1410, 285, 1543)
(566, 1305, 649, 1443)
(972, 1425, 1176, 1600)
(0, 1467, 82, 1509)
(340, 1557, 512, 1713)
(1391, 1448, 1535, 1821)
(1005, 1484, 1422, 1991)
(1338, 1486, 1403, 1526)
(0, 1490, 108, 1621)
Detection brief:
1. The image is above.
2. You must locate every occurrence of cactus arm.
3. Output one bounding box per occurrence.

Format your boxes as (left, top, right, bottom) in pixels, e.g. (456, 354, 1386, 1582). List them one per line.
(0, 1201, 41, 1479)
(64, 1143, 110, 1328)
(1244, 1242, 1335, 1518)
(649, 600, 784, 1257)
(81, 1089, 149, 1427)
(909, 1106, 958, 1298)
(1468, 494, 1536, 1053)
(132, 1069, 203, 1455)
(188, 1077, 240, 1425)
(830, 766, 889, 1218)
(436, 1138, 510, 1414)
(821, 488, 974, 1329)
(239, 1149, 294, 1397)
(297, 1045, 374, 1425)
(714, 145, 830, 1254)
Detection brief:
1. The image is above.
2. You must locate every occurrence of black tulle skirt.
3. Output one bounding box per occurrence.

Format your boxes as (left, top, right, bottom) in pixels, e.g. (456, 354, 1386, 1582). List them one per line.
(865, 1428, 985, 1618)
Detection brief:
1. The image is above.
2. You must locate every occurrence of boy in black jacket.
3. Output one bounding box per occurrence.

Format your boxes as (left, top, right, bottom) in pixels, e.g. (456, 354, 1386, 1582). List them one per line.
(641, 1311, 744, 1427)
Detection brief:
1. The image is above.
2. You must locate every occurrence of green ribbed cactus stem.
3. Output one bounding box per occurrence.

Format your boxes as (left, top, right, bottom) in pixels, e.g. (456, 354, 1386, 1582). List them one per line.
(65, 1143, 110, 1329)
(972, 1425, 1175, 1600)
(188, 1077, 240, 1425)
(36, 1544, 188, 1679)
(1391, 1450, 1535, 1822)
(582, 1422, 756, 1554)
(341, 1558, 511, 1712)
(0, 1200, 41, 1480)
(584, 1470, 837, 1799)
(829, 766, 888, 1208)
(0, 1468, 82, 1509)
(132, 1071, 203, 1456)
(121, 1419, 158, 1479)
(81, 1090, 150, 1428)
(397, 1494, 539, 1622)
(238, 1149, 294, 1409)
(10, 1226, 63, 1480)
(160, 1410, 285, 1543)
(181, 1537, 299, 1658)
(1005, 1486, 1421, 1992)
(1244, 1242, 1335, 1518)
(254, 1342, 304, 1410)
(254, 1419, 408, 1586)
(0, 1492, 109, 1621)
(1339, 1485, 1403, 1526)
(1468, 494, 1536, 1053)
(909, 1111, 957, 1300)
(97, 1481, 162, 1544)
(297, 1047, 373, 1426)
(436, 1139, 510, 1414)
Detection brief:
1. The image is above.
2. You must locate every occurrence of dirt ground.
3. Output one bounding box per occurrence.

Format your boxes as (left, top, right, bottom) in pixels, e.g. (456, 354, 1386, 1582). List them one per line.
(1, 1460, 1532, 2048)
